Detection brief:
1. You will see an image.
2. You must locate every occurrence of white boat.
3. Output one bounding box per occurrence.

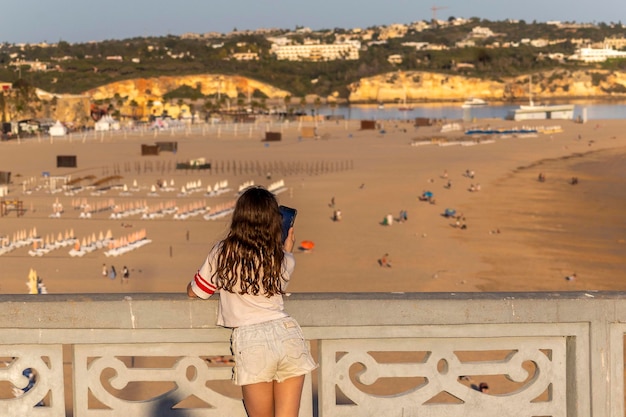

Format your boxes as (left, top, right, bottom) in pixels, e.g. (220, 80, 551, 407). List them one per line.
(398, 86, 413, 111)
(461, 98, 488, 108)
(507, 75, 574, 121)
(508, 104, 575, 121)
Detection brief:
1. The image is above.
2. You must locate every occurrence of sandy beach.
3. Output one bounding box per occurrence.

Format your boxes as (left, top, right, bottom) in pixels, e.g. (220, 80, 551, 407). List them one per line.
(0, 117, 625, 295)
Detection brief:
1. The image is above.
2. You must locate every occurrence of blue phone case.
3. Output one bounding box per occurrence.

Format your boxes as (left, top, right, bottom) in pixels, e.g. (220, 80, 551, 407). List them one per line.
(279, 206, 297, 242)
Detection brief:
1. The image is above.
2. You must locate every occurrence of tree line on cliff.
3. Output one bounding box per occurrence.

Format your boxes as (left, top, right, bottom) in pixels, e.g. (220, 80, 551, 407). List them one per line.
(0, 18, 625, 100)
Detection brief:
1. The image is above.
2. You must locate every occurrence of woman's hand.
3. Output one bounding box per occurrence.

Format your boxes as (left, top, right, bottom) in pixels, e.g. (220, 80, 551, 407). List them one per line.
(187, 282, 199, 298)
(283, 227, 295, 253)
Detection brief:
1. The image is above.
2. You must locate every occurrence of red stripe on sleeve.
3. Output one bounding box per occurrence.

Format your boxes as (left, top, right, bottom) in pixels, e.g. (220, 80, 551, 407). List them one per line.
(194, 271, 216, 295)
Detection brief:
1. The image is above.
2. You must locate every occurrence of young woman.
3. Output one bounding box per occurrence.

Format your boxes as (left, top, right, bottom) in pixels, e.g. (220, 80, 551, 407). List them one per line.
(187, 186, 316, 417)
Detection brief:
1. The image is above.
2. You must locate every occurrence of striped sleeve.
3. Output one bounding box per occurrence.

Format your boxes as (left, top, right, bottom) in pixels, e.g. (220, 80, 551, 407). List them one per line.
(189, 255, 217, 299)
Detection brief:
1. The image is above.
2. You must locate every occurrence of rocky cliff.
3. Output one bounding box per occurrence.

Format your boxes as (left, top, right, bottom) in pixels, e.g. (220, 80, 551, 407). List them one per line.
(35, 90, 91, 125)
(82, 74, 292, 121)
(5, 69, 626, 125)
(86, 74, 290, 104)
(347, 70, 626, 103)
(85, 70, 626, 109)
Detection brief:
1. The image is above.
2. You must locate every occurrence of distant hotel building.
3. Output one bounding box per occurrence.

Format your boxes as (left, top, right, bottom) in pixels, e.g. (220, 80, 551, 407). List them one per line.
(569, 46, 626, 62)
(604, 37, 626, 50)
(10, 59, 50, 72)
(230, 52, 260, 61)
(270, 40, 360, 61)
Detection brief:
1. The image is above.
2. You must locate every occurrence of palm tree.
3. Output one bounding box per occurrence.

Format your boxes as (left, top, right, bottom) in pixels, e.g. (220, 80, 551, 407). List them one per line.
(284, 95, 292, 113)
(0, 92, 6, 123)
(313, 96, 322, 116)
(298, 96, 307, 116)
(146, 100, 154, 119)
(129, 99, 139, 120)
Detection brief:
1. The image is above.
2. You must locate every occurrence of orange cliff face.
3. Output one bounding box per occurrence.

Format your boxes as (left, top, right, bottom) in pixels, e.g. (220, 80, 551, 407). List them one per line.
(347, 70, 626, 103)
(1, 88, 92, 126)
(84, 74, 292, 119)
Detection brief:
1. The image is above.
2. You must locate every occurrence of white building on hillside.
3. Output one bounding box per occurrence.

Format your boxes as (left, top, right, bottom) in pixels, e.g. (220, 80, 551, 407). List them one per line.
(387, 54, 403, 65)
(604, 37, 626, 50)
(270, 41, 360, 61)
(231, 52, 259, 61)
(378, 24, 408, 40)
(469, 26, 495, 38)
(569, 47, 626, 62)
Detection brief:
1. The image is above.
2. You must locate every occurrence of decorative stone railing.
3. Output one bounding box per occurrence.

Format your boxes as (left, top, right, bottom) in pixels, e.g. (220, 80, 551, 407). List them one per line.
(0, 291, 623, 417)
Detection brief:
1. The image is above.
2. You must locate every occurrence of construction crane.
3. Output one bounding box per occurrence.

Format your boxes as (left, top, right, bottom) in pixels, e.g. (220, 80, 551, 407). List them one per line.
(431, 5, 448, 22)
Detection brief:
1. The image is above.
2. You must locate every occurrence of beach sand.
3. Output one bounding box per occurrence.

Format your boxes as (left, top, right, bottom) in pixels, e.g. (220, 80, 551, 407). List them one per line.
(0, 118, 625, 295)
(1, 117, 626, 415)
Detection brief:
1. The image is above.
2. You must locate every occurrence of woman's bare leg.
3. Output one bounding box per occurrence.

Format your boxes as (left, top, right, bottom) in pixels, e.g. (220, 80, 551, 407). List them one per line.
(274, 375, 305, 417)
(242, 381, 274, 417)
(241, 375, 305, 417)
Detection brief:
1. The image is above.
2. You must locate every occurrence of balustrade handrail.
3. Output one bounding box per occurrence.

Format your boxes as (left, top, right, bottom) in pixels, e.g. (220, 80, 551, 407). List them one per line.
(0, 291, 624, 417)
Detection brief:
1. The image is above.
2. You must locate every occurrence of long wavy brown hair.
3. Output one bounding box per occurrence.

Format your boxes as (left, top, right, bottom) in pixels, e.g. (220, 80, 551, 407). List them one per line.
(214, 186, 285, 296)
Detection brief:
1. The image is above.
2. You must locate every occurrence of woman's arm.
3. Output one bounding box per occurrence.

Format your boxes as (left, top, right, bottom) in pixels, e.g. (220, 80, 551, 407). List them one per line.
(283, 227, 295, 253)
(187, 251, 218, 299)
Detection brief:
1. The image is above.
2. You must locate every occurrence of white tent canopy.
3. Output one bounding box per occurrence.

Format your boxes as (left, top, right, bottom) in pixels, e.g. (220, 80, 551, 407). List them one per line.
(95, 115, 121, 131)
(49, 120, 67, 137)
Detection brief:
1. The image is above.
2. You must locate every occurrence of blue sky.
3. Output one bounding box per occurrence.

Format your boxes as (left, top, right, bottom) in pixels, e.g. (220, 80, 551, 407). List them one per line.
(1, 0, 624, 44)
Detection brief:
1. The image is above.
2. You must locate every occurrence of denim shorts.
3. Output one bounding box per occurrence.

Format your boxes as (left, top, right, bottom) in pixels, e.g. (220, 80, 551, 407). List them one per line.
(231, 316, 317, 385)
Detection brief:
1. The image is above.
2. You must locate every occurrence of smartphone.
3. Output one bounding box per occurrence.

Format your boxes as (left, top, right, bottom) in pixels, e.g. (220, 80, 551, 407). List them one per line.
(279, 205, 297, 242)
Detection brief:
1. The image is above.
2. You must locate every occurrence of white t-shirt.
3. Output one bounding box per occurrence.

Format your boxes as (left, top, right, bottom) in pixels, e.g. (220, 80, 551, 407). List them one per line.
(190, 245, 295, 328)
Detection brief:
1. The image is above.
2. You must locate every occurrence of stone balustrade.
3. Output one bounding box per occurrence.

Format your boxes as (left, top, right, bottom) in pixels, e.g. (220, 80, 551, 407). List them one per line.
(0, 291, 623, 416)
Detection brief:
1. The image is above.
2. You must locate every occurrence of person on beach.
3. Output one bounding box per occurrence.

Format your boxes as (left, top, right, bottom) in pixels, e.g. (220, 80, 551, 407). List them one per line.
(378, 253, 392, 268)
(122, 266, 130, 284)
(187, 186, 316, 417)
(109, 266, 117, 280)
(102, 264, 107, 277)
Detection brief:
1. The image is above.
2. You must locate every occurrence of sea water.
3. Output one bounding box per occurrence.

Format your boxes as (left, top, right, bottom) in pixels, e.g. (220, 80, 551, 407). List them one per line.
(313, 101, 626, 121)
